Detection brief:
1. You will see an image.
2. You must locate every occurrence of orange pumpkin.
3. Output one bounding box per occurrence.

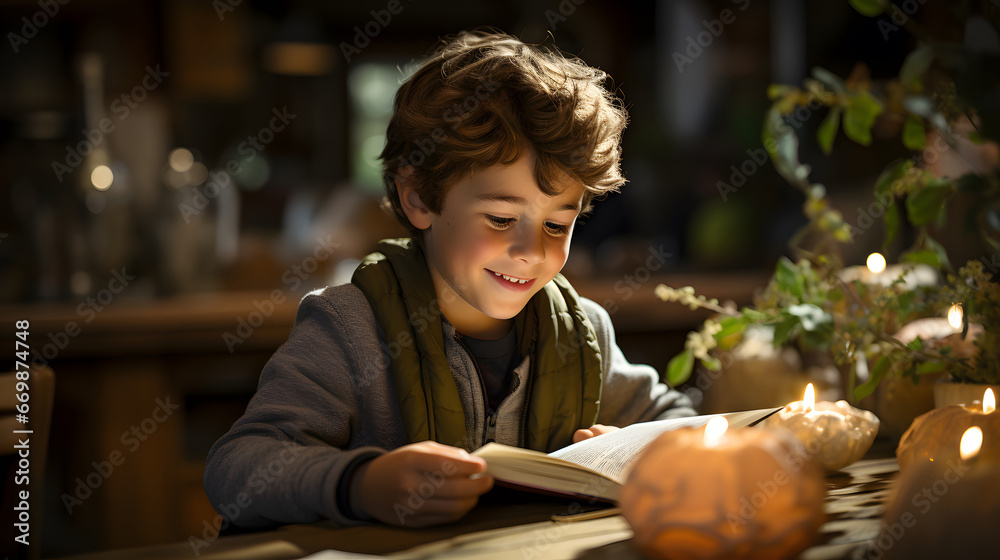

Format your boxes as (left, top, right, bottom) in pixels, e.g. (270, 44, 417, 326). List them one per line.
(896, 404, 1000, 471)
(620, 424, 826, 560)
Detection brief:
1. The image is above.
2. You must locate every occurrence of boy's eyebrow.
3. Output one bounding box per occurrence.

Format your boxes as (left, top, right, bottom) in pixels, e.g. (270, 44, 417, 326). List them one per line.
(476, 193, 581, 212)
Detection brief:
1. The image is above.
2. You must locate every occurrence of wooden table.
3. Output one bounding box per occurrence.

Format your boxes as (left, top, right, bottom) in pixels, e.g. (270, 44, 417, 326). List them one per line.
(58, 445, 900, 560)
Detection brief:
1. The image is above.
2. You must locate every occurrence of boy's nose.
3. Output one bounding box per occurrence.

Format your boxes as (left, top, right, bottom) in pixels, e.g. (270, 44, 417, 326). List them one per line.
(510, 225, 546, 265)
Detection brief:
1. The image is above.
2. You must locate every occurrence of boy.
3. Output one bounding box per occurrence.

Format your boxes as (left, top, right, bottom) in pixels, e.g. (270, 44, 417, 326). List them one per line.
(204, 29, 693, 530)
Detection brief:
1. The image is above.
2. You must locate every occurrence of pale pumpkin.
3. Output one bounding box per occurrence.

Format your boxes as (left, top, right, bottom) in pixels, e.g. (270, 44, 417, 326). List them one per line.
(620, 425, 826, 560)
(896, 404, 1000, 471)
(763, 400, 880, 472)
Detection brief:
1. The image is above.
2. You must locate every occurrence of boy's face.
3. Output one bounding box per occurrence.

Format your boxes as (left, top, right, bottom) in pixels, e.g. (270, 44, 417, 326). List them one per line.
(410, 153, 585, 339)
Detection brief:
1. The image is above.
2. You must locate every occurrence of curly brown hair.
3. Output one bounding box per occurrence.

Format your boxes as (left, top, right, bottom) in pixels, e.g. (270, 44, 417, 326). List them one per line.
(379, 29, 629, 235)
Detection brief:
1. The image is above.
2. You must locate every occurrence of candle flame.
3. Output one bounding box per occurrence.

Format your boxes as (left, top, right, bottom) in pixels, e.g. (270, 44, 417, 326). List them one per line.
(803, 383, 815, 411)
(947, 303, 964, 330)
(985, 388, 996, 414)
(704, 416, 728, 448)
(866, 253, 886, 274)
(960, 426, 983, 461)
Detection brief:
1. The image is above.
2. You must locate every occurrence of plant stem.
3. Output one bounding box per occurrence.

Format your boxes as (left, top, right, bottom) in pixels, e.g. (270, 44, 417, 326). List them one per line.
(878, 334, 972, 370)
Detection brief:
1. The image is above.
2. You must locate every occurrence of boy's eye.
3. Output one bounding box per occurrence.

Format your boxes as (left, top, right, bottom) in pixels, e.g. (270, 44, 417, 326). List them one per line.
(545, 222, 571, 235)
(485, 215, 571, 235)
(486, 215, 515, 229)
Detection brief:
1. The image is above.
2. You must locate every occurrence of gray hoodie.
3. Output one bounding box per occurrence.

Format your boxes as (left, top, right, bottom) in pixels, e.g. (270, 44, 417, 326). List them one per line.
(203, 283, 694, 528)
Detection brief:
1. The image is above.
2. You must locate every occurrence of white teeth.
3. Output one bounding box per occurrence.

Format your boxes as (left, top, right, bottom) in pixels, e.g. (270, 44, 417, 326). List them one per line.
(494, 271, 528, 284)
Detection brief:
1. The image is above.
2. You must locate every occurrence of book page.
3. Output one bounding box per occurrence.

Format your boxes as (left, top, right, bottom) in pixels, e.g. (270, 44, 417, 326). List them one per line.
(473, 443, 621, 500)
(549, 408, 779, 484)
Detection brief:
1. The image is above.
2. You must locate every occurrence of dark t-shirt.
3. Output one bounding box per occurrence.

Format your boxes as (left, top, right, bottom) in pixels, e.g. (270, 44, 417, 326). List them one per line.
(460, 327, 518, 412)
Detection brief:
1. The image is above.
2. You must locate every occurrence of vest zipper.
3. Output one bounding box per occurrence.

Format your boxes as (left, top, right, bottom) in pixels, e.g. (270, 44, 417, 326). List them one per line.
(454, 333, 496, 446)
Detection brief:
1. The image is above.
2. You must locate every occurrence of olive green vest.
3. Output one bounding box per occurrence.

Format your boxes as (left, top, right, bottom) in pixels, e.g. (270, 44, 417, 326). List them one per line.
(352, 238, 603, 452)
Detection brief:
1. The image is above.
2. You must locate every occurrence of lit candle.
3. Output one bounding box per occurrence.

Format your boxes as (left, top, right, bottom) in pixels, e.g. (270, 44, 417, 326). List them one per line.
(620, 417, 826, 560)
(876, 426, 999, 559)
(867, 252, 887, 274)
(891, 316, 986, 409)
(764, 383, 880, 471)
(947, 303, 964, 331)
(960, 426, 983, 461)
(897, 388, 999, 471)
(703, 415, 728, 448)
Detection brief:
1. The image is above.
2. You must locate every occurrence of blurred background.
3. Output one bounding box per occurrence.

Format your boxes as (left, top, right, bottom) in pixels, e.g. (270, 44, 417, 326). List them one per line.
(0, 0, 978, 556)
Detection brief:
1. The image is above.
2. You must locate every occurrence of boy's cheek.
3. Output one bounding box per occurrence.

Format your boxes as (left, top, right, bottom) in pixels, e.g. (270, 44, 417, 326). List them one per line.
(549, 243, 571, 269)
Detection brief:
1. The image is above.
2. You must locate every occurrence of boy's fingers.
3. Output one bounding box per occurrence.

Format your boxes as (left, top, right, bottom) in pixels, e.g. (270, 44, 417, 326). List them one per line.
(573, 428, 595, 443)
(445, 455, 488, 476)
(589, 424, 619, 437)
(572, 425, 619, 443)
(406, 444, 487, 475)
(421, 473, 494, 499)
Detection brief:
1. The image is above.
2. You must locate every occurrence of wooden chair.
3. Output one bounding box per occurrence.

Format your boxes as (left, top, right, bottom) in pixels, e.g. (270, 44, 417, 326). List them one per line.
(1, 365, 55, 560)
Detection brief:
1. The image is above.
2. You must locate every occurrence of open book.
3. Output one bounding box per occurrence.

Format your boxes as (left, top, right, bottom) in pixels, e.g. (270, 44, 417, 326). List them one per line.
(472, 408, 780, 503)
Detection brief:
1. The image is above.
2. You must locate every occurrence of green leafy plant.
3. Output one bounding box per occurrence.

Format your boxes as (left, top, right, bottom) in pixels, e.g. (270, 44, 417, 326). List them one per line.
(660, 1, 1000, 399)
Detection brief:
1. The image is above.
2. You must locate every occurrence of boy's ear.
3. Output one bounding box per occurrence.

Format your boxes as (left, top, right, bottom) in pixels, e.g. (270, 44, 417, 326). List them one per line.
(396, 166, 433, 230)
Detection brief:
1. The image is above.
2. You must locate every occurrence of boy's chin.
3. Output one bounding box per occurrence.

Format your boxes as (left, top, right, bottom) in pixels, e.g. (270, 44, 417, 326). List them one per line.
(482, 307, 521, 321)
(478, 299, 532, 322)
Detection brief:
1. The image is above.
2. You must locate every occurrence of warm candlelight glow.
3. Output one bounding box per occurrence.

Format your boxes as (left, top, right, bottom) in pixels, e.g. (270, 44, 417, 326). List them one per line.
(91, 165, 113, 190)
(866, 253, 887, 274)
(960, 426, 983, 461)
(948, 303, 964, 330)
(769, 384, 880, 470)
(703, 416, 728, 448)
(985, 388, 996, 414)
(168, 147, 194, 173)
(622, 415, 827, 560)
(803, 383, 815, 411)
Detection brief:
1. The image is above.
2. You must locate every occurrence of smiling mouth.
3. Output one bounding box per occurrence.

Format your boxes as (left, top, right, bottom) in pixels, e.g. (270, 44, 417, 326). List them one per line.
(488, 269, 534, 285)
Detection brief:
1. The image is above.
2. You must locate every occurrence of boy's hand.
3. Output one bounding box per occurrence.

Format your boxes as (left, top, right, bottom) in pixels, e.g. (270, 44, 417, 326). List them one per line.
(352, 441, 493, 527)
(572, 424, 619, 443)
